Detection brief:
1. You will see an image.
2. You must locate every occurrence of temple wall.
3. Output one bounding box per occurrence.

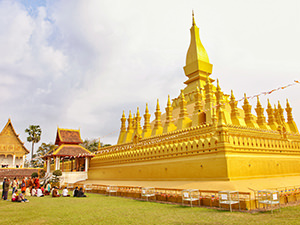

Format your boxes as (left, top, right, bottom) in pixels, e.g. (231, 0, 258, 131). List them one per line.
(88, 124, 300, 181)
(89, 152, 229, 181)
(226, 153, 300, 180)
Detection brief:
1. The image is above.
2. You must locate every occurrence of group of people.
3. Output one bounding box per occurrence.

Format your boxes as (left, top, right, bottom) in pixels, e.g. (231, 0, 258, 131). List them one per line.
(2, 176, 87, 202)
(51, 186, 86, 197)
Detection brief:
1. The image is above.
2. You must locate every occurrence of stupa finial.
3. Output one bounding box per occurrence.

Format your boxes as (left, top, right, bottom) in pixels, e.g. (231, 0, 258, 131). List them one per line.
(192, 10, 196, 26)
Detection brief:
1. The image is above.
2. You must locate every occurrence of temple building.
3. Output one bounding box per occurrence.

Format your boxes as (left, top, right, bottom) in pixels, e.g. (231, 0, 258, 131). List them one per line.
(0, 119, 29, 168)
(43, 128, 94, 183)
(88, 14, 300, 182)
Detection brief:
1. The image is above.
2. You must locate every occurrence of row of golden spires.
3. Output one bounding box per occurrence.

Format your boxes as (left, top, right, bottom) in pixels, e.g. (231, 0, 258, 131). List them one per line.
(117, 77, 298, 144)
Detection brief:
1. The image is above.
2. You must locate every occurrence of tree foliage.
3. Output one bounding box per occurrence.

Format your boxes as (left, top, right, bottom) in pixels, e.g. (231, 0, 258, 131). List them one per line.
(80, 138, 111, 152)
(31, 142, 56, 168)
(25, 125, 42, 161)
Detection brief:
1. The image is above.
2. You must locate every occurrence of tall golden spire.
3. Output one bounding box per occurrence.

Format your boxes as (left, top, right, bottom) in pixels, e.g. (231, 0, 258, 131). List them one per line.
(186, 11, 210, 65)
(183, 11, 213, 94)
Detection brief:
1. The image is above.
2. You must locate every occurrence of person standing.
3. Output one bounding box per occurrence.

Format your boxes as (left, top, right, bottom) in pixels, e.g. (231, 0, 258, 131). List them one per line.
(12, 177, 18, 195)
(21, 177, 26, 193)
(3, 178, 10, 200)
(34, 176, 40, 189)
(2, 178, 6, 199)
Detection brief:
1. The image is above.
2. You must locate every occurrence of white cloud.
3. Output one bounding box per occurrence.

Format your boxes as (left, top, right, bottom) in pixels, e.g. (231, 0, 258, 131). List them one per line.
(0, 0, 299, 152)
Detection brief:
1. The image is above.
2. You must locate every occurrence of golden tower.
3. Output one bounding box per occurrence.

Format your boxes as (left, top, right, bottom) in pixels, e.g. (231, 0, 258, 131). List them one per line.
(89, 13, 300, 182)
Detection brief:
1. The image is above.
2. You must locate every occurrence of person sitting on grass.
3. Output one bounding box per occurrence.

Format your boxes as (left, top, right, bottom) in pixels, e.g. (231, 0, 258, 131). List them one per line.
(18, 191, 29, 203)
(25, 186, 31, 197)
(12, 189, 19, 202)
(52, 187, 60, 197)
(62, 187, 70, 197)
(73, 187, 79, 197)
(31, 186, 37, 196)
(77, 187, 87, 197)
(37, 187, 44, 197)
(45, 182, 51, 195)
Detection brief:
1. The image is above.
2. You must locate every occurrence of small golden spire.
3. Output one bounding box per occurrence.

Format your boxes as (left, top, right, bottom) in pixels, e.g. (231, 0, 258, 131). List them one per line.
(156, 99, 160, 111)
(243, 93, 249, 104)
(127, 110, 133, 131)
(120, 110, 126, 131)
(256, 96, 262, 107)
(145, 103, 149, 114)
(216, 79, 220, 91)
(98, 138, 101, 151)
(286, 98, 290, 108)
(167, 95, 171, 107)
(230, 90, 235, 102)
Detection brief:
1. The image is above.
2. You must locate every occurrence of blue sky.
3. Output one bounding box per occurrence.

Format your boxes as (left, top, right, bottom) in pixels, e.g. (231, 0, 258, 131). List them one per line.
(0, 0, 299, 158)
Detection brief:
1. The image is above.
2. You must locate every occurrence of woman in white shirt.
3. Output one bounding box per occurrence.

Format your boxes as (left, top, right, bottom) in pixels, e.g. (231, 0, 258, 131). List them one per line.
(36, 187, 44, 197)
(62, 187, 70, 197)
(31, 187, 37, 196)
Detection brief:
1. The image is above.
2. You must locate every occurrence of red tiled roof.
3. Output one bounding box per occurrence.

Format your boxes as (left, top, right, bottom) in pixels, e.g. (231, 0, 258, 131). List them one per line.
(45, 145, 94, 158)
(55, 128, 82, 145)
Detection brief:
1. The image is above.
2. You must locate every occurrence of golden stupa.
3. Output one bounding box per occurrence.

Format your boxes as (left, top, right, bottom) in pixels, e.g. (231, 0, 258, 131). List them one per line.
(88, 13, 300, 183)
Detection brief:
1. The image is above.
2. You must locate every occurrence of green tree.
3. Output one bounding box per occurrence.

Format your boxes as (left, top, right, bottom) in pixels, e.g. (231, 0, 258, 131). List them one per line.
(31, 142, 56, 168)
(80, 138, 111, 152)
(25, 125, 42, 162)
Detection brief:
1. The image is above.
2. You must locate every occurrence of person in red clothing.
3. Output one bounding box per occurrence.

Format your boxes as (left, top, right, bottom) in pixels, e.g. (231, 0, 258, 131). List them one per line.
(21, 177, 26, 193)
(34, 177, 40, 188)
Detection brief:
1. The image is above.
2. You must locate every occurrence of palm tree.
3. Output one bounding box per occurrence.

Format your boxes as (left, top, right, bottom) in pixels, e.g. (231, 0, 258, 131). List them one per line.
(25, 125, 42, 162)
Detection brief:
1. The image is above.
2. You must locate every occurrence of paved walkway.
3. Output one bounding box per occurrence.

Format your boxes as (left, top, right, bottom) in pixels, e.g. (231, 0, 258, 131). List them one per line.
(78, 176, 300, 194)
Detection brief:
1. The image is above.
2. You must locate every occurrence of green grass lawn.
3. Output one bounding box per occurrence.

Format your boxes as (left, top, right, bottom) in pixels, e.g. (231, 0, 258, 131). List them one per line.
(1, 193, 300, 225)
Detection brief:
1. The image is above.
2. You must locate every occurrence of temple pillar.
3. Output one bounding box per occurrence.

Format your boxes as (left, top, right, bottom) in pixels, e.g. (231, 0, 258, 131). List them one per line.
(85, 157, 89, 172)
(47, 158, 50, 173)
(21, 156, 25, 168)
(76, 158, 79, 171)
(55, 156, 60, 170)
(62, 158, 64, 172)
(71, 159, 74, 172)
(12, 155, 16, 168)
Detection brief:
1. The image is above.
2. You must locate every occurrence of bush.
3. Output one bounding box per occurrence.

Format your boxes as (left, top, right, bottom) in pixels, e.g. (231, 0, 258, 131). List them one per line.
(31, 172, 38, 178)
(39, 169, 46, 178)
(53, 170, 62, 177)
(52, 170, 62, 183)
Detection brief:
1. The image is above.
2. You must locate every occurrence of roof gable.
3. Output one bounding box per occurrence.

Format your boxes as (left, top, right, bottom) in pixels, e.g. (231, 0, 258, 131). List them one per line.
(55, 128, 82, 145)
(0, 119, 29, 154)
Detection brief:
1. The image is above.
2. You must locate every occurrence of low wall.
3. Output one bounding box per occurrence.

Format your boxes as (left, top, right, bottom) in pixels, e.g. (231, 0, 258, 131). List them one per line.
(0, 168, 42, 179)
(62, 172, 87, 184)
